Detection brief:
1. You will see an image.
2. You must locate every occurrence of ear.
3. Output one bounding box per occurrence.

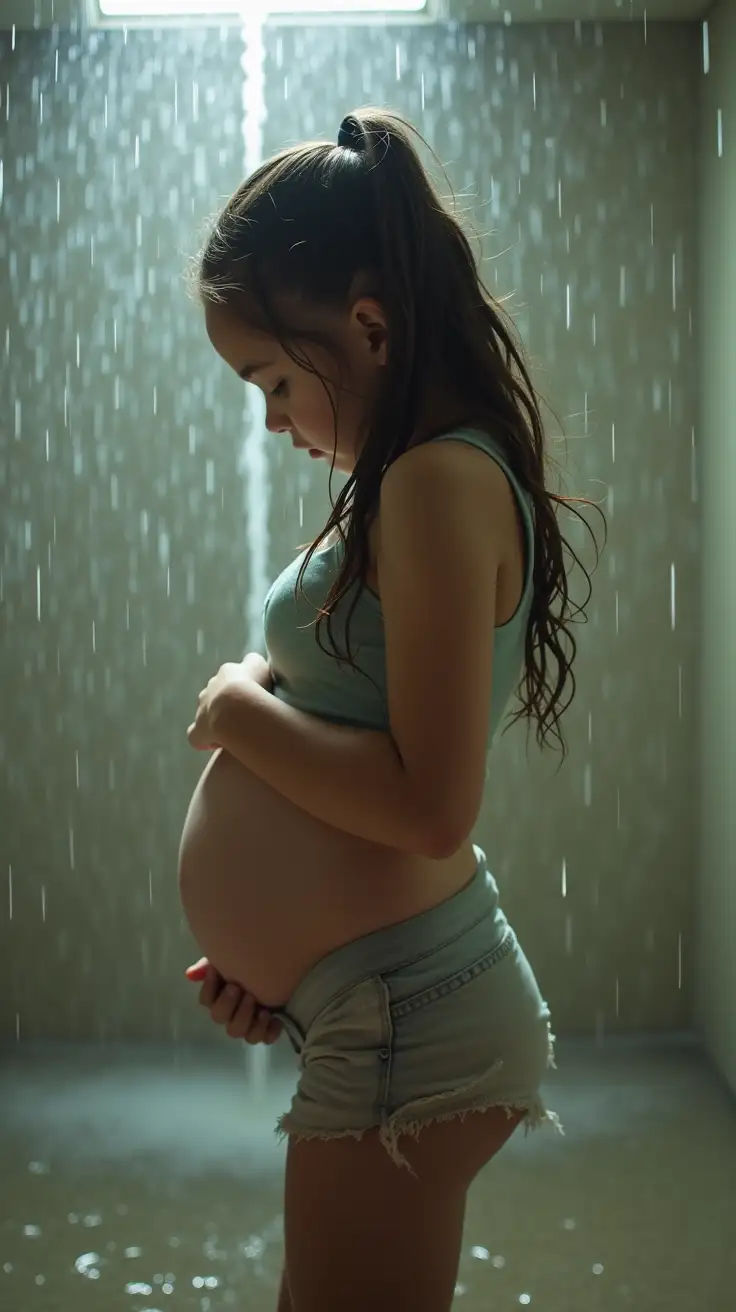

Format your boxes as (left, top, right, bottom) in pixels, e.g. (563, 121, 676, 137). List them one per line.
(350, 298, 388, 367)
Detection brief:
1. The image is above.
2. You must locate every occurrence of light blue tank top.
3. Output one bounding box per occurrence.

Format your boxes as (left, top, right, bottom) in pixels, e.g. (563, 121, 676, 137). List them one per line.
(262, 429, 534, 748)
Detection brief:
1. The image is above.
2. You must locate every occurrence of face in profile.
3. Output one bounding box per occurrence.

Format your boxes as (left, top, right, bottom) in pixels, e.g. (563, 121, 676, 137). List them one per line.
(204, 301, 388, 476)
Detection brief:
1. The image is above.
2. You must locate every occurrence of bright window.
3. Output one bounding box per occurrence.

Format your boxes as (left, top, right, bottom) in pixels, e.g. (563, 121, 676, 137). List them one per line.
(98, 1, 428, 15)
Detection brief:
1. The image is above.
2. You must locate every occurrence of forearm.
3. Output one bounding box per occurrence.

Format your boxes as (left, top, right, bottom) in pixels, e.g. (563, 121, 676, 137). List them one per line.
(211, 682, 437, 857)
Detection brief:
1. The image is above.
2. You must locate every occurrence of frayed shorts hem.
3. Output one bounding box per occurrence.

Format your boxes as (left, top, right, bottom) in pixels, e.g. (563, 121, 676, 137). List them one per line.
(274, 1026, 564, 1176)
(274, 1091, 564, 1176)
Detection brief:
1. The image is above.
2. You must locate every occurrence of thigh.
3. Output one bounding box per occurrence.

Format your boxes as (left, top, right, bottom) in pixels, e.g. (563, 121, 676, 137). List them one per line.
(281, 1105, 524, 1312)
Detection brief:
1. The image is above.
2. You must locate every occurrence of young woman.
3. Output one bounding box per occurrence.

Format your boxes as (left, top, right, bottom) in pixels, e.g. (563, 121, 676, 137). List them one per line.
(178, 108, 602, 1312)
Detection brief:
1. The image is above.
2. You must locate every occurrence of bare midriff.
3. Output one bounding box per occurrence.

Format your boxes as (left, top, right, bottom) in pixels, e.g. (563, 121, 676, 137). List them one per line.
(178, 748, 478, 1007)
(179, 459, 524, 1008)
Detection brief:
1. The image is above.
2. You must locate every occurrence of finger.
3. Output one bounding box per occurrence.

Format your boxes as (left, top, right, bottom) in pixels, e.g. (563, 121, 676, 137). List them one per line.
(211, 982, 248, 1027)
(225, 991, 258, 1038)
(241, 1006, 278, 1045)
(186, 958, 209, 982)
(188, 730, 210, 751)
(198, 965, 225, 1010)
(198, 965, 224, 1002)
(187, 719, 212, 749)
(261, 1013, 285, 1046)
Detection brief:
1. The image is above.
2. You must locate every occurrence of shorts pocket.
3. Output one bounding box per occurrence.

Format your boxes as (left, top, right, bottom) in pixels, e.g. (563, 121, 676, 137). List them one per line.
(384, 931, 552, 1118)
(281, 976, 393, 1132)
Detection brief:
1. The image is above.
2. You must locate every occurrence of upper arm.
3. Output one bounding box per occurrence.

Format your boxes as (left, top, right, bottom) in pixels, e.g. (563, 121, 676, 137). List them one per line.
(376, 439, 506, 858)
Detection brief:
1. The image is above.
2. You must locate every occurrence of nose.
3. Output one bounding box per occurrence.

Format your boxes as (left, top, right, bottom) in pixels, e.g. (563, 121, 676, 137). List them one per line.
(265, 409, 289, 435)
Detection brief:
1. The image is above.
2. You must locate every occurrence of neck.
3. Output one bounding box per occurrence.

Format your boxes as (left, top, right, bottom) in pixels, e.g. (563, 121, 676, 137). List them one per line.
(411, 386, 484, 447)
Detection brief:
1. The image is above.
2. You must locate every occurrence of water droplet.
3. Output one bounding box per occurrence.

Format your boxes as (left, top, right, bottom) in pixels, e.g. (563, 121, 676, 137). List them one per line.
(74, 1251, 102, 1279)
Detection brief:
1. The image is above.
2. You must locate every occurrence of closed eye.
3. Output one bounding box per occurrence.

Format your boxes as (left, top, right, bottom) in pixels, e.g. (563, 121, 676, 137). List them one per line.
(271, 379, 288, 398)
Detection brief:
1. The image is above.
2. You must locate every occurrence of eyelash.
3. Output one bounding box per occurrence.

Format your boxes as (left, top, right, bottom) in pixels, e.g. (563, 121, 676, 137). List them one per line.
(271, 380, 288, 398)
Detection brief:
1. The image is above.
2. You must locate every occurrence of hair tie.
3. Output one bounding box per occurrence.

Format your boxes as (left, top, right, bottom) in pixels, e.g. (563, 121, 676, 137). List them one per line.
(337, 115, 363, 152)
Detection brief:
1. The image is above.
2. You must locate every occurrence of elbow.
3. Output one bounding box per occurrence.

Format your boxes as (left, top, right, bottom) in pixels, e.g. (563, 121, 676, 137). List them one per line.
(419, 812, 475, 861)
(418, 785, 483, 859)
(404, 771, 478, 860)
(423, 828, 471, 861)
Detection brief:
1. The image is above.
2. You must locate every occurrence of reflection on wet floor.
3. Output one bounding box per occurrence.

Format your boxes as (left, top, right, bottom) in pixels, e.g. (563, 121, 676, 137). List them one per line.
(1, 1035, 734, 1310)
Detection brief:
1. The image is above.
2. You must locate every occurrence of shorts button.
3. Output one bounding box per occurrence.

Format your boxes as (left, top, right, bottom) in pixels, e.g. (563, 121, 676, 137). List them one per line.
(378, 1047, 390, 1060)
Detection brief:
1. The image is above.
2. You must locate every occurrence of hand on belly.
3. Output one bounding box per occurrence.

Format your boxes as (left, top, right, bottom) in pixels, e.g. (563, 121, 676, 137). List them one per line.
(185, 957, 284, 1045)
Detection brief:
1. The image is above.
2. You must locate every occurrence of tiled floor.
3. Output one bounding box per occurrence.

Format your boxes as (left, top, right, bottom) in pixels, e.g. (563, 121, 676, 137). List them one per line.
(1, 1034, 734, 1311)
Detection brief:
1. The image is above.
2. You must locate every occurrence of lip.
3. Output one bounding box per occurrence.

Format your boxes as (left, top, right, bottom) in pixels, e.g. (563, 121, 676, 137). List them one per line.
(291, 441, 323, 458)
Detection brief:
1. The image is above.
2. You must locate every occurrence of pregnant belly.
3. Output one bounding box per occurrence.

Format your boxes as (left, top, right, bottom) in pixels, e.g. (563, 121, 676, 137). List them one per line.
(178, 748, 460, 1007)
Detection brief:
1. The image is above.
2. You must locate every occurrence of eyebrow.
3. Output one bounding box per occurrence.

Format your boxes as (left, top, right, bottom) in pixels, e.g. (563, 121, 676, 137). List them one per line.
(239, 362, 274, 381)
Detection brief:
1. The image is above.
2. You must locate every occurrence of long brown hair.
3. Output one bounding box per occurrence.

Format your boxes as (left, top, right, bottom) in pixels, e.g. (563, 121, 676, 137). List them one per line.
(197, 107, 605, 761)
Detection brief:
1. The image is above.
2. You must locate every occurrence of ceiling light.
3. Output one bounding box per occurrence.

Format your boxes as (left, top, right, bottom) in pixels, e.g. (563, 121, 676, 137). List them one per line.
(98, 1, 427, 16)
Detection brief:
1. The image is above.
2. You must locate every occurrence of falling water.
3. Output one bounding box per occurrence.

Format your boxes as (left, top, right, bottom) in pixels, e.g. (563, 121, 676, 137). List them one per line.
(238, 2, 271, 1100)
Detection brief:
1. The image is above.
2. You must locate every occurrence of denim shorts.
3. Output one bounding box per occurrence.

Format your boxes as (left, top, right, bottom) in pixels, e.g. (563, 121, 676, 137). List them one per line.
(271, 845, 563, 1174)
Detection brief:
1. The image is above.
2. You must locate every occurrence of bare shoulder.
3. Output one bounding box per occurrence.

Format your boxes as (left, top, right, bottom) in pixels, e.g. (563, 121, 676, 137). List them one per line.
(374, 435, 521, 560)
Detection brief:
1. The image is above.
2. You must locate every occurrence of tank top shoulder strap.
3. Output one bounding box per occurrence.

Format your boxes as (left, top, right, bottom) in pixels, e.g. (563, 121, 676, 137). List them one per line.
(426, 428, 535, 599)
